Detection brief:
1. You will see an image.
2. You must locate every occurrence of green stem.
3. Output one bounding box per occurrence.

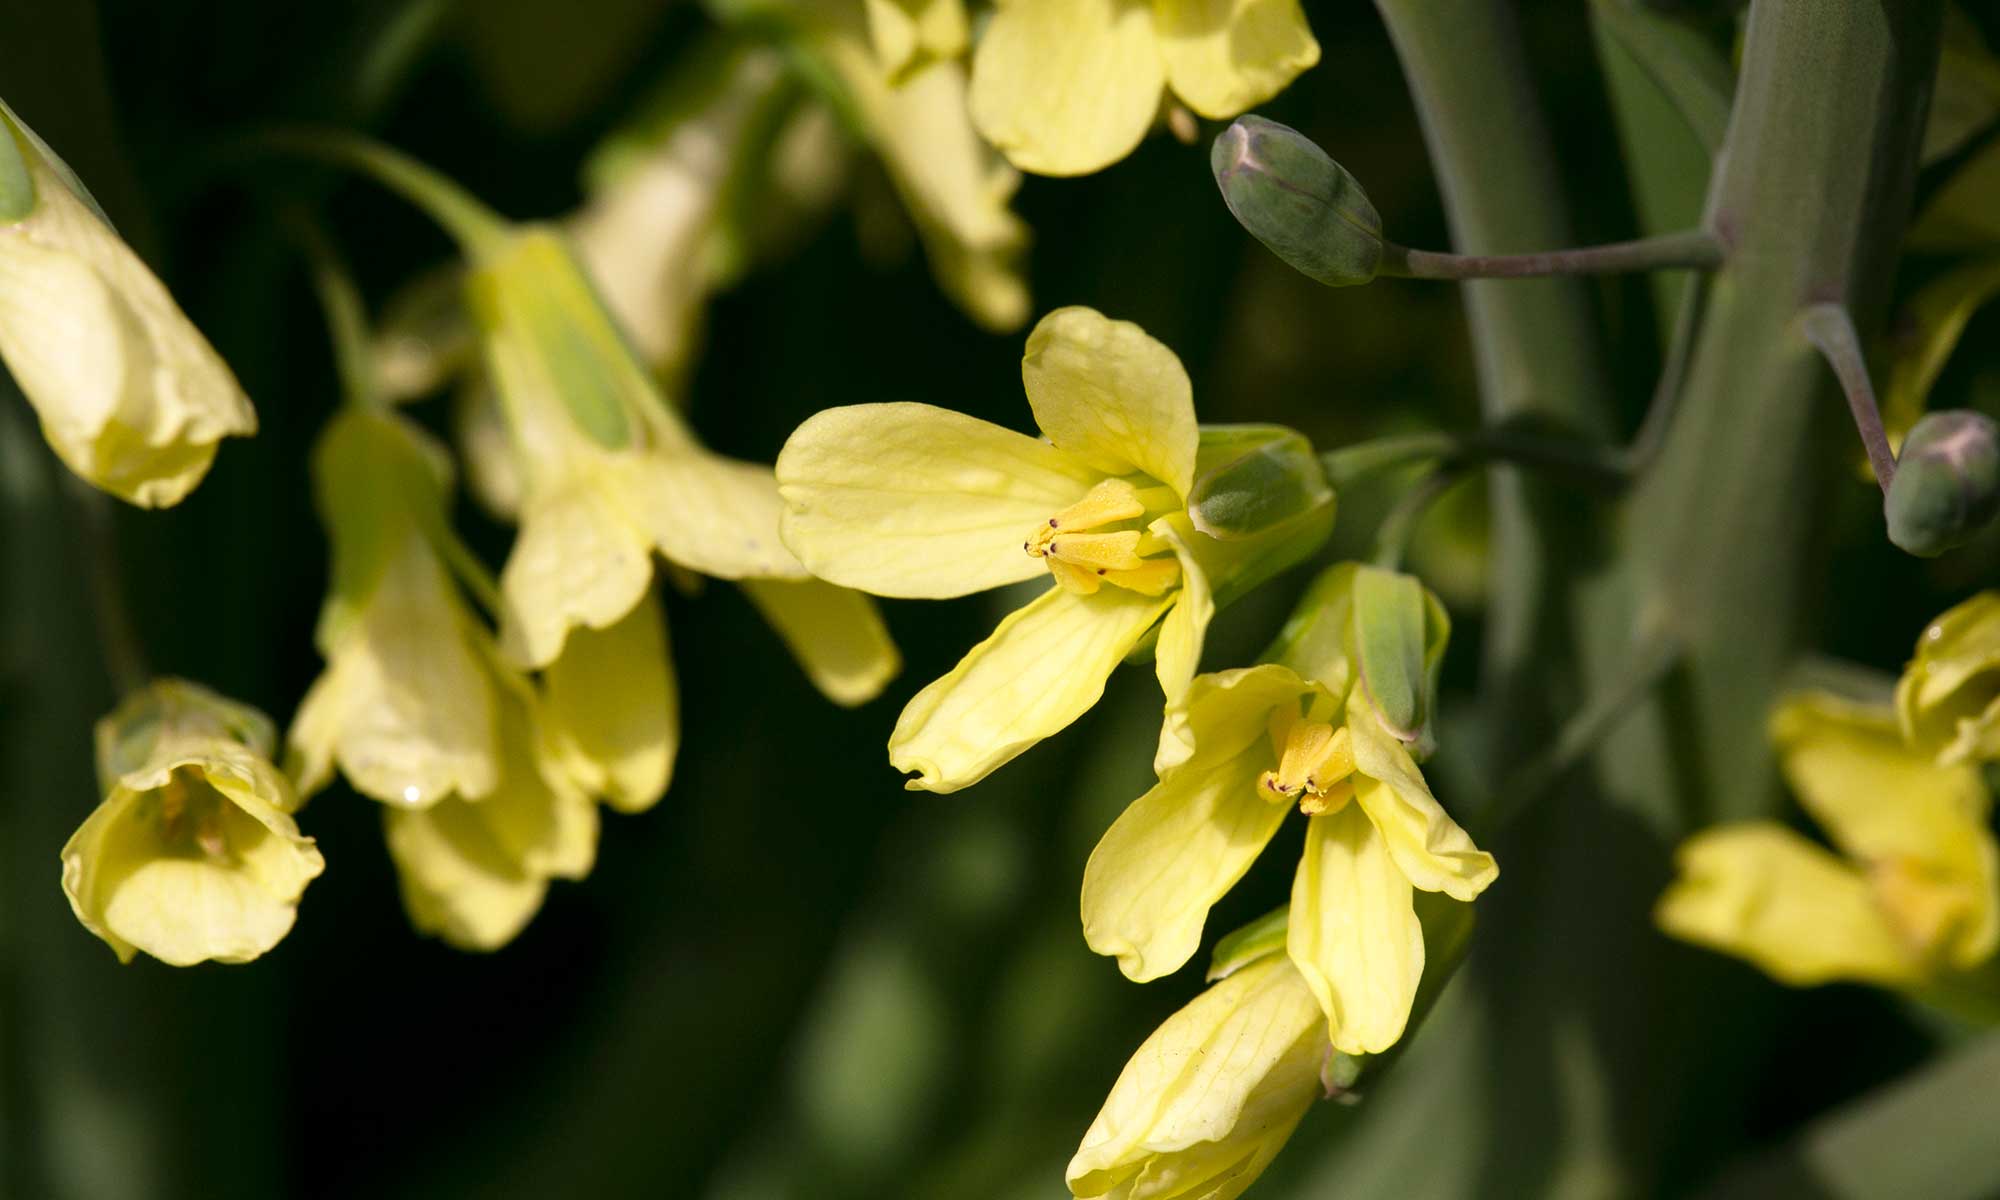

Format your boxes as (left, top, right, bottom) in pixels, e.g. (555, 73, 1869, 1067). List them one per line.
(1370, 466, 1461, 570)
(257, 127, 510, 256)
(285, 212, 382, 410)
(70, 484, 147, 696)
(1380, 228, 1723, 281)
(1802, 302, 1897, 491)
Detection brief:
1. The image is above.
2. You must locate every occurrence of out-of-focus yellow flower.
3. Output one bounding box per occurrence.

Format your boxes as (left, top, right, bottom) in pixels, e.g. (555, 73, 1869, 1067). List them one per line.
(970, 0, 1320, 177)
(468, 225, 899, 710)
(287, 407, 503, 809)
(1897, 591, 2000, 763)
(1082, 656, 1495, 1054)
(864, 0, 968, 81)
(1067, 954, 1324, 1200)
(0, 100, 255, 506)
(384, 657, 601, 951)
(779, 306, 1259, 792)
(62, 680, 323, 965)
(1657, 692, 1999, 987)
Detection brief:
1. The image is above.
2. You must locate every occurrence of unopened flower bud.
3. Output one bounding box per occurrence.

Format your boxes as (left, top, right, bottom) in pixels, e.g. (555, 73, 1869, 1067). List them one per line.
(1885, 410, 2000, 557)
(1212, 115, 1382, 287)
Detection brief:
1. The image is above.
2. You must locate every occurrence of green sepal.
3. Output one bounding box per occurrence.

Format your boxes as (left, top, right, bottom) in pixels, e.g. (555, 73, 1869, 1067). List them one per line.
(1205, 905, 1289, 982)
(1324, 890, 1477, 1101)
(1352, 565, 1435, 753)
(1188, 424, 1336, 541)
(1212, 115, 1382, 288)
(309, 408, 456, 652)
(95, 678, 279, 793)
(0, 105, 36, 222)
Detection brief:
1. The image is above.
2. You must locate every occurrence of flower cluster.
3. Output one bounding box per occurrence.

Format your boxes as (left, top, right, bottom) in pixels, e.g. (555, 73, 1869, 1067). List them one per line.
(1658, 594, 2000, 1002)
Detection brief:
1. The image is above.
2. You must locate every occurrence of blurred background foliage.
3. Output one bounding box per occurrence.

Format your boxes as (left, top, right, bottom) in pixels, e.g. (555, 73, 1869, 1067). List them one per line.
(6, 1, 2000, 1197)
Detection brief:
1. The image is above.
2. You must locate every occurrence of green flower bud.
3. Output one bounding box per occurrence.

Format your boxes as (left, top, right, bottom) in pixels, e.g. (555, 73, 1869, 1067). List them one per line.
(1885, 410, 2000, 557)
(1211, 115, 1382, 288)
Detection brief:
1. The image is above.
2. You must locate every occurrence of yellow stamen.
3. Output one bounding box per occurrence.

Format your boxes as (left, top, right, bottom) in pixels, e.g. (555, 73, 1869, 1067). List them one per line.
(1024, 478, 1182, 596)
(1871, 855, 1977, 959)
(1257, 716, 1357, 815)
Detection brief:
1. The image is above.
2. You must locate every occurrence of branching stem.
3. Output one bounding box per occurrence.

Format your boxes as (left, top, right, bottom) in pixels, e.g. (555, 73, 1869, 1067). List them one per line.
(1380, 228, 1723, 281)
(1802, 302, 1897, 492)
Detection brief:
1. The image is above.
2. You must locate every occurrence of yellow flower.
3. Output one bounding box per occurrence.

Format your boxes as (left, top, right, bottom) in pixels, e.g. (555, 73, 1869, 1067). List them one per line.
(1657, 692, 2000, 988)
(62, 680, 323, 965)
(1067, 954, 1324, 1200)
(468, 225, 899, 709)
(1897, 591, 2000, 763)
(383, 657, 601, 951)
(287, 407, 505, 809)
(864, 0, 969, 82)
(779, 306, 1285, 792)
(1082, 656, 1496, 1055)
(0, 100, 255, 506)
(970, 0, 1320, 177)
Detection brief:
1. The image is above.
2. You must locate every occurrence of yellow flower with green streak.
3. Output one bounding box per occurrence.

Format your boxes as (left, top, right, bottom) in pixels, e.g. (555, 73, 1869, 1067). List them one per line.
(469, 225, 899, 709)
(778, 306, 1320, 792)
(1657, 691, 2000, 988)
(62, 680, 323, 966)
(1081, 570, 1496, 1055)
(1897, 591, 2000, 764)
(0, 100, 255, 507)
(970, 0, 1320, 177)
(383, 649, 603, 952)
(1067, 953, 1324, 1200)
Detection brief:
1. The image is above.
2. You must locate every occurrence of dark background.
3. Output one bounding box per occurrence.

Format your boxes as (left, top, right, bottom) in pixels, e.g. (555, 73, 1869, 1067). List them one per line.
(5, 1, 1998, 1196)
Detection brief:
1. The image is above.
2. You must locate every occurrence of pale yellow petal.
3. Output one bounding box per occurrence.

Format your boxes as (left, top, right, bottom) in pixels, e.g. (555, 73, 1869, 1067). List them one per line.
(739, 576, 901, 706)
(1152, 515, 1215, 709)
(1067, 955, 1322, 1198)
(1771, 691, 1998, 968)
(0, 145, 254, 507)
(1154, 0, 1320, 120)
(969, 0, 1167, 177)
(1023, 306, 1199, 498)
(384, 800, 551, 952)
(634, 447, 808, 581)
(777, 401, 1099, 598)
(891, 583, 1173, 791)
(498, 476, 655, 668)
(864, 0, 970, 80)
(1346, 706, 1496, 901)
(543, 592, 677, 813)
(1287, 803, 1424, 1055)
(1083, 680, 1294, 980)
(487, 671, 601, 880)
(1897, 592, 2000, 763)
(1656, 823, 1917, 987)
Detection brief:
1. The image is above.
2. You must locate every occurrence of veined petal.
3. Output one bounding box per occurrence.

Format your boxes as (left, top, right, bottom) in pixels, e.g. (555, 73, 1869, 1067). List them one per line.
(891, 582, 1172, 791)
(635, 447, 809, 581)
(1154, 0, 1320, 120)
(969, 0, 1167, 177)
(1287, 802, 1423, 1055)
(498, 475, 655, 668)
(776, 401, 1099, 598)
(1656, 823, 1917, 987)
(543, 591, 677, 813)
(739, 576, 901, 706)
(1771, 692, 1998, 968)
(1083, 668, 1312, 980)
(1023, 307, 1199, 498)
(1347, 704, 1496, 900)
(1067, 955, 1323, 1199)
(0, 143, 255, 508)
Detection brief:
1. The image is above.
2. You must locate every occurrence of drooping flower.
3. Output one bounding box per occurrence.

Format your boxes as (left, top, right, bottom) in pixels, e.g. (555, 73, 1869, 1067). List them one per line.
(383, 654, 601, 951)
(62, 680, 323, 965)
(0, 99, 255, 506)
(1081, 563, 1495, 1054)
(468, 223, 900, 709)
(287, 407, 505, 809)
(1658, 691, 1999, 988)
(1067, 954, 1325, 1200)
(1897, 591, 2000, 763)
(778, 306, 1329, 792)
(970, 0, 1321, 177)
